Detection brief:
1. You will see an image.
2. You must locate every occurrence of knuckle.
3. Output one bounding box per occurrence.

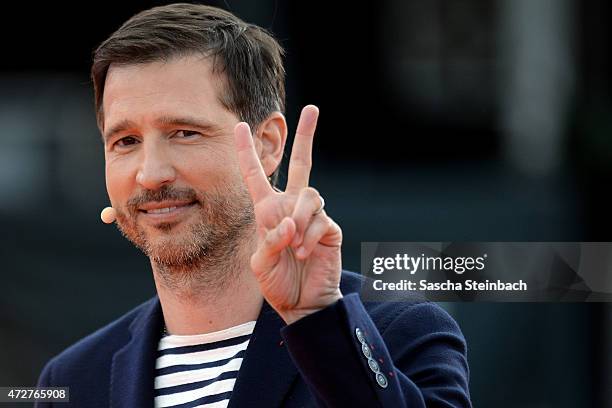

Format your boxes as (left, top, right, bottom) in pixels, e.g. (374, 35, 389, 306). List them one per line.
(250, 252, 261, 270)
(302, 186, 319, 200)
(323, 215, 333, 229)
(328, 218, 342, 239)
(264, 230, 277, 247)
(293, 156, 312, 167)
(335, 223, 344, 243)
(300, 158, 313, 168)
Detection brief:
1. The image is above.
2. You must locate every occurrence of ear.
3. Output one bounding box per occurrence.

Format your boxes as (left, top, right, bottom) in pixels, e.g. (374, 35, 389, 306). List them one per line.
(253, 111, 287, 177)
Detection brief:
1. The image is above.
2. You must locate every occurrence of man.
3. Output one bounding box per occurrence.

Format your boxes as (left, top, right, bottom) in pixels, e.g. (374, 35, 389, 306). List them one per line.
(37, 3, 471, 407)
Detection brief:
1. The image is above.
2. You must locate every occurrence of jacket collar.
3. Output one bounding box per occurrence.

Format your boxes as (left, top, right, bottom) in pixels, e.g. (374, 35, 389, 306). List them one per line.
(109, 296, 298, 407)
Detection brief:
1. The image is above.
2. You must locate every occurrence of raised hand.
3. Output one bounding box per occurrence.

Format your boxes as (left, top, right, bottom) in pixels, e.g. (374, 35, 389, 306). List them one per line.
(234, 105, 343, 325)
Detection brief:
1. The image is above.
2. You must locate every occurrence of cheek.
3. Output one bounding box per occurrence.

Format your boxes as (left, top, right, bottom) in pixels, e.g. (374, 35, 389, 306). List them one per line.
(105, 159, 137, 206)
(173, 144, 242, 185)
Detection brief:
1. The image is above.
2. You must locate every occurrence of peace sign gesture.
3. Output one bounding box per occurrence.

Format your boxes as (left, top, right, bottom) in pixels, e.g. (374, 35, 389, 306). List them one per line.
(234, 105, 343, 324)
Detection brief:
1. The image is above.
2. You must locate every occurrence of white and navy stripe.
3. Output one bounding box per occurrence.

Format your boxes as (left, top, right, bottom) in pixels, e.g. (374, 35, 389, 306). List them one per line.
(154, 321, 256, 408)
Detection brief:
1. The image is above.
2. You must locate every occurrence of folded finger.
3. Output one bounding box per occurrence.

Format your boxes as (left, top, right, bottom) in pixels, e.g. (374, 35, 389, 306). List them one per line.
(251, 217, 296, 276)
(290, 187, 322, 247)
(294, 215, 331, 259)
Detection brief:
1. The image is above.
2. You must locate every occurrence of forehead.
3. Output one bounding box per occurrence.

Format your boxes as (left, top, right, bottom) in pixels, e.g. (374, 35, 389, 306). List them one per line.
(102, 55, 228, 131)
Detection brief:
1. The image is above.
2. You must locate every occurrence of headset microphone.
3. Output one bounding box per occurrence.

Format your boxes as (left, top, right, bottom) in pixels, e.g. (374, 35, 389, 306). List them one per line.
(100, 207, 117, 224)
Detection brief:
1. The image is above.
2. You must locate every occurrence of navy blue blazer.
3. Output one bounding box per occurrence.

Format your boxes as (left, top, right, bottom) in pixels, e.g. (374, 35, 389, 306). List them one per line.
(36, 271, 471, 407)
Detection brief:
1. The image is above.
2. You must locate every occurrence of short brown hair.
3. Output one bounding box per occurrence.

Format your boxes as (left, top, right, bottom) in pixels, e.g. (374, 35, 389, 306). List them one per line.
(92, 3, 286, 183)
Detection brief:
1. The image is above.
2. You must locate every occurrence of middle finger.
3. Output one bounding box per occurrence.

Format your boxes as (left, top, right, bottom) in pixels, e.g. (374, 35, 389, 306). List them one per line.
(286, 105, 319, 194)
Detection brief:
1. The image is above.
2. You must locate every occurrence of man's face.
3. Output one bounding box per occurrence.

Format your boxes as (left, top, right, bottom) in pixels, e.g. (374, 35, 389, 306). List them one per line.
(102, 55, 254, 267)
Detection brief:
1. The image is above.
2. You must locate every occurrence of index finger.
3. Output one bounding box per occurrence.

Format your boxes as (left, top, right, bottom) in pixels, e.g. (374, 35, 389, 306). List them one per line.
(286, 105, 319, 193)
(234, 122, 274, 204)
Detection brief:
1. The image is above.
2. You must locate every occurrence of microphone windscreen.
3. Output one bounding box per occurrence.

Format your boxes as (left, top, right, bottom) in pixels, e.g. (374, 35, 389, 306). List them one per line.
(101, 207, 117, 224)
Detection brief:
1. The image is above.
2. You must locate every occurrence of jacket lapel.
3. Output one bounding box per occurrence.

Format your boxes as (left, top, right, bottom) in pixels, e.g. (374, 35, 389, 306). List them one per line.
(110, 297, 164, 408)
(228, 300, 299, 408)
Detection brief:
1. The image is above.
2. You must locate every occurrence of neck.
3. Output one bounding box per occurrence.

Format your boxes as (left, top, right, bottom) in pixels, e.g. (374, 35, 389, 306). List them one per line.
(152, 229, 263, 335)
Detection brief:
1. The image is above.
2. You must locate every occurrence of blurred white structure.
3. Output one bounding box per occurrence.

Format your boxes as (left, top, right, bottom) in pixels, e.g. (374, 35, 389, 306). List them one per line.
(499, 0, 574, 177)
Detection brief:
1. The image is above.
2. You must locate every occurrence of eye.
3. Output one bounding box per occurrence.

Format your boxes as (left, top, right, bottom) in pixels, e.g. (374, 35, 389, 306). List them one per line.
(114, 136, 139, 148)
(173, 130, 202, 139)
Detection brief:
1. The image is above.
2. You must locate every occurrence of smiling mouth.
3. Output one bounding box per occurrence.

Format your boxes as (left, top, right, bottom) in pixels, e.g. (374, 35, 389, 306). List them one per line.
(138, 201, 198, 215)
(146, 206, 181, 214)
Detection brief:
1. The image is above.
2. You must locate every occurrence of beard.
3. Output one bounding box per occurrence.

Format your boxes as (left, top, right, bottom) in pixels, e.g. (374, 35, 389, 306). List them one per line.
(114, 183, 255, 291)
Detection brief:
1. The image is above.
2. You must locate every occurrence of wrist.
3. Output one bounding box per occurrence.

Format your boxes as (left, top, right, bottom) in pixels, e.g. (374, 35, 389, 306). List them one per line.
(280, 291, 343, 325)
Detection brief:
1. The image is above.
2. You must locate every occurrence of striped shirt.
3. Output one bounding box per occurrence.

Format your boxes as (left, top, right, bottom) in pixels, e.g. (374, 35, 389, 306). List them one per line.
(154, 321, 256, 408)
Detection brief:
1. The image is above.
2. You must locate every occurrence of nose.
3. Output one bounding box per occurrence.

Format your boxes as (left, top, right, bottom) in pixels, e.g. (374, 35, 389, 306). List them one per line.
(136, 139, 177, 190)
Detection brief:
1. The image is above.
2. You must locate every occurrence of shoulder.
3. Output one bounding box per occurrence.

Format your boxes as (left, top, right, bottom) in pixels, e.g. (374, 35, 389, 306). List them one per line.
(39, 297, 159, 384)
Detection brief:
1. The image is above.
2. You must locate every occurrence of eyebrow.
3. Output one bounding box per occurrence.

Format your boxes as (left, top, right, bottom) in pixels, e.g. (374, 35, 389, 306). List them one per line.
(102, 115, 223, 142)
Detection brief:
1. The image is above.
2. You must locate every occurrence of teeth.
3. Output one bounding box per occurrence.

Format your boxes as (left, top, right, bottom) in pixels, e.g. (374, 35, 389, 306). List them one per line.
(147, 206, 177, 214)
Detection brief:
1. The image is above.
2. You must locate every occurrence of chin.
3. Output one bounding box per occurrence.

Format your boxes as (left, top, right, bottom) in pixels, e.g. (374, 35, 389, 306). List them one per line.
(148, 221, 181, 233)
(147, 238, 205, 267)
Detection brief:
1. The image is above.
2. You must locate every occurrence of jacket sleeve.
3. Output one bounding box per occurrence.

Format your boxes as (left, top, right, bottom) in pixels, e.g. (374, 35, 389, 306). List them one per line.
(280, 293, 471, 407)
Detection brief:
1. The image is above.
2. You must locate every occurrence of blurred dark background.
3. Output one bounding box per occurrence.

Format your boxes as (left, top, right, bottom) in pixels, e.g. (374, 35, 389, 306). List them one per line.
(1, 1, 611, 407)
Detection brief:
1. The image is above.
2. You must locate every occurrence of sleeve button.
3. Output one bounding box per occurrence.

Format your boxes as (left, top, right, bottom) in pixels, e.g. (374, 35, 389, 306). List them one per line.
(361, 342, 372, 359)
(367, 358, 380, 373)
(355, 327, 366, 343)
(376, 372, 388, 388)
